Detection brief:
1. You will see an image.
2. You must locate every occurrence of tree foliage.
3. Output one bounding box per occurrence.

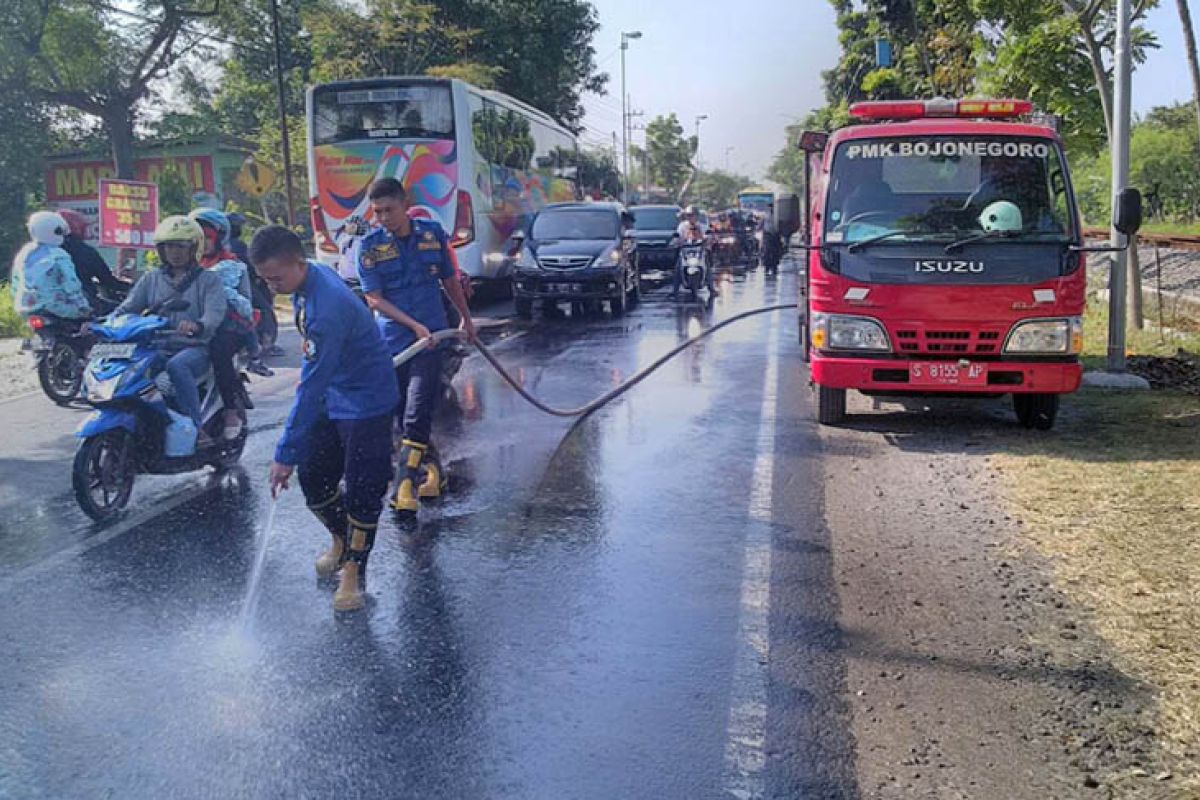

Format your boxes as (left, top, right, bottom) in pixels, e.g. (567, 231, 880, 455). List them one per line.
(2, 0, 218, 176)
(644, 114, 696, 200)
(1073, 103, 1200, 224)
(782, 0, 1161, 170)
(688, 169, 754, 210)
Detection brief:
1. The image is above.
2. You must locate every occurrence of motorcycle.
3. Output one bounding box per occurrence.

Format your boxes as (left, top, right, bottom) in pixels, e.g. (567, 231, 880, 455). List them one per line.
(675, 240, 711, 302)
(27, 314, 93, 404)
(71, 299, 248, 522)
(26, 285, 130, 405)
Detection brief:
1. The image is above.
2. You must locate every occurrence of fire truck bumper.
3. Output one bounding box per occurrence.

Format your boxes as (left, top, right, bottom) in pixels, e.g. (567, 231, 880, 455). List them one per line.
(810, 356, 1082, 394)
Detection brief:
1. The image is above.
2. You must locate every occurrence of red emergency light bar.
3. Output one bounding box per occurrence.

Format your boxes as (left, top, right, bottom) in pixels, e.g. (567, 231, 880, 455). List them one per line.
(849, 98, 1033, 121)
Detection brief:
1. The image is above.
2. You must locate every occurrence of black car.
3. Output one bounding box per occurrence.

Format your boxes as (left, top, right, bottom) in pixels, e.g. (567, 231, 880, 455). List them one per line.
(628, 204, 683, 270)
(511, 202, 642, 318)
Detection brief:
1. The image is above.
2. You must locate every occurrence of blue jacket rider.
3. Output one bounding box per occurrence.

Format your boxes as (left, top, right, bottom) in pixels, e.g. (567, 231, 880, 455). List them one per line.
(357, 177, 475, 517)
(255, 225, 399, 614)
(11, 212, 93, 321)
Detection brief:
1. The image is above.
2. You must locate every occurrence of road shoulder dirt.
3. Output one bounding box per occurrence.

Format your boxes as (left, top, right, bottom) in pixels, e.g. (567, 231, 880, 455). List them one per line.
(822, 393, 1180, 799)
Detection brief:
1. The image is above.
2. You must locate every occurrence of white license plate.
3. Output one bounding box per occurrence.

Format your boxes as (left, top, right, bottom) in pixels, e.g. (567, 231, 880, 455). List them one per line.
(91, 343, 136, 360)
(910, 361, 987, 386)
(546, 283, 578, 293)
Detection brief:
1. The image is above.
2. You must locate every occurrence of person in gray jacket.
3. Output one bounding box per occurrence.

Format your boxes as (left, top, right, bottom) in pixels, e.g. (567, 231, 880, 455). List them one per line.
(114, 216, 227, 438)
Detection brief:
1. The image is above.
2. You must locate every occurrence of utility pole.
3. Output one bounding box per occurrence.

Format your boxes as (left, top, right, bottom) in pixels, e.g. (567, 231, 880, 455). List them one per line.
(620, 31, 642, 204)
(270, 0, 296, 228)
(724, 146, 734, 172)
(1107, 0, 1133, 371)
(694, 114, 708, 170)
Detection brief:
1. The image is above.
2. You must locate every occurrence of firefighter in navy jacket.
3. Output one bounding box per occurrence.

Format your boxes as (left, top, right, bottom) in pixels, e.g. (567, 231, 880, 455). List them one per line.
(357, 178, 476, 517)
(254, 225, 399, 614)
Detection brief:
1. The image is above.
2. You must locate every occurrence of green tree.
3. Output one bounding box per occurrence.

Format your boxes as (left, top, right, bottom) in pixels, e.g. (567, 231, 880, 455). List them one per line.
(2, 0, 218, 177)
(688, 169, 753, 210)
(645, 114, 696, 201)
(303, 0, 497, 86)
(1069, 104, 1200, 224)
(439, 0, 608, 130)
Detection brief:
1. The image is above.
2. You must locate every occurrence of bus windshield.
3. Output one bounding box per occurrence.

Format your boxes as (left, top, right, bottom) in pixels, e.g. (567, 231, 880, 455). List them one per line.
(313, 84, 454, 145)
(824, 136, 1074, 246)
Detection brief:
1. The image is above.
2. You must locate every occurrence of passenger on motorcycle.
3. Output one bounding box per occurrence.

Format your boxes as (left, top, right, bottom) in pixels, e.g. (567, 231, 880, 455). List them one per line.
(114, 216, 227, 444)
(190, 208, 269, 440)
(228, 212, 281, 357)
(671, 206, 718, 299)
(10, 211, 94, 323)
(56, 209, 130, 315)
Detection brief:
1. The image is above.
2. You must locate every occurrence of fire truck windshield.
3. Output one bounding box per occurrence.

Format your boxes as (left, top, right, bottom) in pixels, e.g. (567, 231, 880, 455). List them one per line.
(823, 136, 1076, 267)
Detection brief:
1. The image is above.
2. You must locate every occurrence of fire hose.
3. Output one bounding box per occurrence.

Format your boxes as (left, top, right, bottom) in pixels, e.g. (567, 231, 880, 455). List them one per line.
(392, 302, 800, 420)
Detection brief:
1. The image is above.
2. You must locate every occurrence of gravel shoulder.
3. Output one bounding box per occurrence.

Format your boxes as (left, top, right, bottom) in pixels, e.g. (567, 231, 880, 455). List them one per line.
(0, 339, 40, 401)
(822, 391, 1183, 799)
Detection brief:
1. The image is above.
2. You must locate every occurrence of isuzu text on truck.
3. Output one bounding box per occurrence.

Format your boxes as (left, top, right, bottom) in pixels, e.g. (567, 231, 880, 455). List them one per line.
(789, 99, 1142, 430)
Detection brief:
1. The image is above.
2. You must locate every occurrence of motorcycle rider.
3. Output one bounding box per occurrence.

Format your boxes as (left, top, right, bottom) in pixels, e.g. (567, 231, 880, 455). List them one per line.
(255, 225, 399, 613)
(113, 216, 227, 443)
(56, 209, 130, 314)
(228, 212, 281, 357)
(671, 206, 718, 300)
(190, 208, 268, 441)
(357, 178, 476, 518)
(10, 211, 93, 323)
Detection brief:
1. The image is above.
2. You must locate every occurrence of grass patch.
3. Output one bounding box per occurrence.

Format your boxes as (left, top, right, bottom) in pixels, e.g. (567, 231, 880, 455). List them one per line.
(1142, 221, 1200, 238)
(0, 283, 29, 338)
(1082, 296, 1200, 371)
(993, 390, 1200, 775)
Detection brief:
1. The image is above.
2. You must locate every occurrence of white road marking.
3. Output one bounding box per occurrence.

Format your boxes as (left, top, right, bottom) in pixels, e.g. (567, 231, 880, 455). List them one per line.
(723, 311, 780, 799)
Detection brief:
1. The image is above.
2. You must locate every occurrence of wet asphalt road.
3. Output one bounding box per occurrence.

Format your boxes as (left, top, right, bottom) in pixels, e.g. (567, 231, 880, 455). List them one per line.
(0, 262, 858, 799)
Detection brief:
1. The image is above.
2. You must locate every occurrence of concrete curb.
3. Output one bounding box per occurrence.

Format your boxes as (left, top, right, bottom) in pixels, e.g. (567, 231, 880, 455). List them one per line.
(1081, 370, 1152, 390)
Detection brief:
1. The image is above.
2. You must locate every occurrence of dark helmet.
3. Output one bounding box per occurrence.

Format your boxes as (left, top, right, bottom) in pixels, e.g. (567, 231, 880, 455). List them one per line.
(227, 212, 246, 239)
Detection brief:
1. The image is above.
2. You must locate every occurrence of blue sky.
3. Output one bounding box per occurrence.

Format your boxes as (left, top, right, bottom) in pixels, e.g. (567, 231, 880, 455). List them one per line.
(581, 0, 1199, 181)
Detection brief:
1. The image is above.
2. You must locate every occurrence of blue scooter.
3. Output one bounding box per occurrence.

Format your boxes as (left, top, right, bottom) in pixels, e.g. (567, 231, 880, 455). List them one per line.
(72, 299, 248, 522)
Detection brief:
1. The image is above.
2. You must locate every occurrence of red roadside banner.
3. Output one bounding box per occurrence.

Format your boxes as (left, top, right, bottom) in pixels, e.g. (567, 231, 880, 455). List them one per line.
(98, 178, 159, 249)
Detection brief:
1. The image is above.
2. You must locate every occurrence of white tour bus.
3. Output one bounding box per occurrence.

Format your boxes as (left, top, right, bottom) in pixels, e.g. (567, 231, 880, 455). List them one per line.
(305, 76, 579, 283)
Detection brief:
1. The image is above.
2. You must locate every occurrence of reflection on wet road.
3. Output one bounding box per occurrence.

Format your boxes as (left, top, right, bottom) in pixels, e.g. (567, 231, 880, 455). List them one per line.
(0, 263, 856, 799)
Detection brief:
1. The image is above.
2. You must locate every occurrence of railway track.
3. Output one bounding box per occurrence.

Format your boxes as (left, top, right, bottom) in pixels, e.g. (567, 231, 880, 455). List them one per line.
(1083, 227, 1200, 251)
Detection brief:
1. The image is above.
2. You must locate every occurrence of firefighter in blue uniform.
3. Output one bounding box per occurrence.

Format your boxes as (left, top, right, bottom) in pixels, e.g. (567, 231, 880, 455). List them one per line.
(254, 225, 400, 614)
(357, 178, 476, 518)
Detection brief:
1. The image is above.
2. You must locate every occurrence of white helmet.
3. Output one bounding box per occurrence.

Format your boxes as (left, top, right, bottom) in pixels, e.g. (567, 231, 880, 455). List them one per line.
(28, 211, 69, 246)
(978, 201, 1023, 233)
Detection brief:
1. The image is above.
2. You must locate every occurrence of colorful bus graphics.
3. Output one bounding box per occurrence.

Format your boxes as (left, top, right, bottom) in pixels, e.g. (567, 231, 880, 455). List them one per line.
(307, 77, 578, 282)
(311, 140, 458, 238)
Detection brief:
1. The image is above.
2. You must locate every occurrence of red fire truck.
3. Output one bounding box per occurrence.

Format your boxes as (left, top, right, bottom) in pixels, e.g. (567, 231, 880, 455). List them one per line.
(789, 98, 1141, 430)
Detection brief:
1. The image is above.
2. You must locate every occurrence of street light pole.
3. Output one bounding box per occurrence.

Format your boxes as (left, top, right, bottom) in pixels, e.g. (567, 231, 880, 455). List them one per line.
(620, 31, 642, 204)
(694, 114, 708, 170)
(1107, 0, 1133, 370)
(269, 0, 295, 228)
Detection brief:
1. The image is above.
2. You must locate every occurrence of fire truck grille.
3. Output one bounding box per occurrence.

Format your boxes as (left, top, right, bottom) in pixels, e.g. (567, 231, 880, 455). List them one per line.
(894, 328, 1005, 356)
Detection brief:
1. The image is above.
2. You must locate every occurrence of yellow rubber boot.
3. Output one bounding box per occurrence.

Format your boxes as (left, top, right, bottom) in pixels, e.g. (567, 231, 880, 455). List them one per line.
(333, 562, 365, 612)
(309, 492, 347, 577)
(418, 448, 447, 500)
(333, 521, 373, 613)
(391, 440, 426, 513)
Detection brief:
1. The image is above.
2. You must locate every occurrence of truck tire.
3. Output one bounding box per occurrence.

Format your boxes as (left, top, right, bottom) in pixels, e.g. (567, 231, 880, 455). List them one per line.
(1013, 393, 1059, 430)
(816, 385, 847, 425)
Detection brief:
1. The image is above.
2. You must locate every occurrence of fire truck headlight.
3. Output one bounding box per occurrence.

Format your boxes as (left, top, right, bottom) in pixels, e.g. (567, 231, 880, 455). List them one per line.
(812, 313, 891, 352)
(1004, 317, 1082, 355)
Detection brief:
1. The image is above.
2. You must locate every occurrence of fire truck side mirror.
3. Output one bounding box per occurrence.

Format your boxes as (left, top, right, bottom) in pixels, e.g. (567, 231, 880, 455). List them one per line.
(775, 193, 802, 239)
(1113, 188, 1143, 237)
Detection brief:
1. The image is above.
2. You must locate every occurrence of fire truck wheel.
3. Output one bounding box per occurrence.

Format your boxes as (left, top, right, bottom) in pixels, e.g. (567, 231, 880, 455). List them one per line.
(816, 385, 847, 425)
(1013, 393, 1059, 430)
